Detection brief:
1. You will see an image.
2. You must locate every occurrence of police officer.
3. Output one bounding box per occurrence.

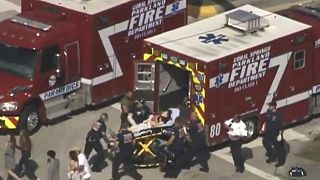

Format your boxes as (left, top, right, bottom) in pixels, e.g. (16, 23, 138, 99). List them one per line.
(224, 114, 247, 173)
(262, 101, 285, 167)
(111, 122, 142, 180)
(183, 111, 209, 172)
(84, 113, 111, 172)
(163, 117, 186, 178)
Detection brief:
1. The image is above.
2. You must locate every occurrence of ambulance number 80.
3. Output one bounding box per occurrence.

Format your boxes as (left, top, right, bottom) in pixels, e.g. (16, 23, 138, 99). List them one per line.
(209, 122, 221, 138)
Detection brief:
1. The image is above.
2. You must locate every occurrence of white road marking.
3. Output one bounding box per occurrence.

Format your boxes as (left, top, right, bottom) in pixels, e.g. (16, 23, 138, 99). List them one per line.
(213, 150, 282, 180)
(0, 0, 20, 12)
(111, 102, 121, 111)
(213, 129, 310, 180)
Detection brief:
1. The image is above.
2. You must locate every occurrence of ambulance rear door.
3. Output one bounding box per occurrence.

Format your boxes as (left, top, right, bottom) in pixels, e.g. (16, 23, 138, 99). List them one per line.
(134, 62, 156, 112)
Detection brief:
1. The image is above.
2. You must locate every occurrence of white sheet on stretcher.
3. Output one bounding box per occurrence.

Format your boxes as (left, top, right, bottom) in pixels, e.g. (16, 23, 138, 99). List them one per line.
(130, 108, 180, 137)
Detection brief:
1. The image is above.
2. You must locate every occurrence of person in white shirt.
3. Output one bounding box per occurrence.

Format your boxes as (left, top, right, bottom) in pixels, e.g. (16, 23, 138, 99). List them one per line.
(224, 114, 247, 173)
(73, 148, 91, 180)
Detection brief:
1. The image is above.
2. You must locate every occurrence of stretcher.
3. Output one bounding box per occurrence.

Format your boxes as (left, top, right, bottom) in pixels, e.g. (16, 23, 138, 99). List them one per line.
(130, 108, 180, 167)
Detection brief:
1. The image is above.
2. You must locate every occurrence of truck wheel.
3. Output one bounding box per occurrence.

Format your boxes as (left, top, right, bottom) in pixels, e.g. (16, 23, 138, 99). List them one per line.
(20, 106, 41, 134)
(243, 117, 258, 142)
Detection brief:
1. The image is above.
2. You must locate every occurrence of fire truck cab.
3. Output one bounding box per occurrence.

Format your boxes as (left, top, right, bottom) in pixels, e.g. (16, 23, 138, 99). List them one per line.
(0, 0, 187, 133)
(135, 4, 320, 146)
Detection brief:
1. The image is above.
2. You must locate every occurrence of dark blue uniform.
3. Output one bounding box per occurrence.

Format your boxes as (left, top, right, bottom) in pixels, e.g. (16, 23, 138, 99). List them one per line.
(263, 110, 285, 165)
(112, 130, 142, 180)
(132, 104, 151, 124)
(84, 119, 106, 172)
(163, 126, 186, 178)
(184, 121, 209, 172)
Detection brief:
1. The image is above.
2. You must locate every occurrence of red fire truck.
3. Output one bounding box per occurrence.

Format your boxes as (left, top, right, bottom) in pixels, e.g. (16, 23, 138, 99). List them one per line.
(0, 0, 187, 133)
(135, 4, 320, 146)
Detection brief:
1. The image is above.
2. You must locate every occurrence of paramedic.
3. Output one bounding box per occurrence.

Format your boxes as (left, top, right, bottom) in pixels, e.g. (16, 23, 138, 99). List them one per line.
(121, 90, 135, 113)
(111, 122, 143, 180)
(132, 99, 151, 124)
(262, 101, 286, 167)
(224, 114, 247, 173)
(163, 117, 186, 178)
(84, 113, 112, 172)
(184, 111, 209, 172)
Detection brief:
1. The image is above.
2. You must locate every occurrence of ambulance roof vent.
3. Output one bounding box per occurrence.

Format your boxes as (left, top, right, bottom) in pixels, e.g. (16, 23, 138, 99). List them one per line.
(226, 10, 269, 33)
(10, 15, 52, 31)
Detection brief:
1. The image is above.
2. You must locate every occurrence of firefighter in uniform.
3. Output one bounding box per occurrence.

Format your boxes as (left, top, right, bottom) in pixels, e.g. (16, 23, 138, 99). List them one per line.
(262, 101, 286, 167)
(111, 122, 143, 180)
(224, 114, 247, 173)
(84, 113, 112, 172)
(163, 117, 186, 178)
(183, 111, 209, 172)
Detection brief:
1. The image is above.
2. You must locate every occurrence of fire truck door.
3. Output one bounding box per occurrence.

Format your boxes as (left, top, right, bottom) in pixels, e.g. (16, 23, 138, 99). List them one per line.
(64, 41, 80, 82)
(38, 45, 63, 92)
(134, 62, 156, 112)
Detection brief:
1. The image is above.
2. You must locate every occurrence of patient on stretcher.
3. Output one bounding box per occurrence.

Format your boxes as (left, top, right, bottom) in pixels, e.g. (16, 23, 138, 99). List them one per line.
(129, 108, 180, 135)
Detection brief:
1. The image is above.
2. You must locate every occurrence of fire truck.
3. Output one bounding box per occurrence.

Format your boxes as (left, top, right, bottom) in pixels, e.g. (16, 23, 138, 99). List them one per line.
(0, 0, 187, 133)
(135, 4, 320, 146)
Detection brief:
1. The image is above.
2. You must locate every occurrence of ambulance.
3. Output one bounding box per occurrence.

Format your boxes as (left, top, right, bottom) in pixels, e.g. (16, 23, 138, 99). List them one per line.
(135, 4, 320, 146)
(0, 0, 187, 133)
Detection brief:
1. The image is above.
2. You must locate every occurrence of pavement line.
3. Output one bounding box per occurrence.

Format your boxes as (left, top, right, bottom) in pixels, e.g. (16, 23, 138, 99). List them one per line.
(111, 102, 121, 111)
(245, 129, 310, 149)
(213, 150, 281, 180)
(0, 0, 20, 12)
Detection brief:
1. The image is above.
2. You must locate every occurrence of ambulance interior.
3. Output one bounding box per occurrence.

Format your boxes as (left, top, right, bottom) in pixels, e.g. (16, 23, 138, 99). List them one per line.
(134, 62, 190, 112)
(158, 63, 189, 111)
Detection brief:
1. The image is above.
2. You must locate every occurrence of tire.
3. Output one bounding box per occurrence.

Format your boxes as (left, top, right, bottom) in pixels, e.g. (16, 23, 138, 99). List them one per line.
(20, 106, 41, 134)
(243, 117, 258, 143)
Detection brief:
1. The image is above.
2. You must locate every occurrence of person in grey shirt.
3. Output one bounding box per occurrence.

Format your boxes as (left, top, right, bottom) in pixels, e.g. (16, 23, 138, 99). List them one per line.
(47, 150, 60, 180)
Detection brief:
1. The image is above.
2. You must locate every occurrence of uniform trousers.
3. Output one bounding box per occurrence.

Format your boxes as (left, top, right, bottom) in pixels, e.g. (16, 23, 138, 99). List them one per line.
(262, 134, 285, 162)
(84, 139, 105, 170)
(229, 139, 244, 171)
(111, 154, 142, 180)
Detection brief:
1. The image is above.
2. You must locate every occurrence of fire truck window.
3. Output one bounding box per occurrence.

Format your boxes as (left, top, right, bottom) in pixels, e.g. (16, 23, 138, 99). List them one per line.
(41, 46, 59, 73)
(294, 50, 305, 70)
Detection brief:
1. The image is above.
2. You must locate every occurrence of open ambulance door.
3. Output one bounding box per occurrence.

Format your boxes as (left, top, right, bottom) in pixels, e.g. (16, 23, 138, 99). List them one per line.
(134, 62, 156, 112)
(134, 61, 191, 112)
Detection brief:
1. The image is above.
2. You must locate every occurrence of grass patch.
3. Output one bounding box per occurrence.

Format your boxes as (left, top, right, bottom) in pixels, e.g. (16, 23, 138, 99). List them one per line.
(297, 135, 320, 162)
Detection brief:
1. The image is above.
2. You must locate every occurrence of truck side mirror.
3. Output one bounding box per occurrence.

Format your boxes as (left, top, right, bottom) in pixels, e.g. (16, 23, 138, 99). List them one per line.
(55, 53, 62, 78)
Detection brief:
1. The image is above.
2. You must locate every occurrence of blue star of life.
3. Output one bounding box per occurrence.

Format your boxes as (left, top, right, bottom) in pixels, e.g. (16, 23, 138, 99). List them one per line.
(171, 2, 180, 13)
(215, 74, 224, 87)
(194, 92, 204, 106)
(199, 33, 229, 44)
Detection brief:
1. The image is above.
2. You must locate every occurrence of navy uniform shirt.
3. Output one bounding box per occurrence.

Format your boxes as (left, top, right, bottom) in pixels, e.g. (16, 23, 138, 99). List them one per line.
(87, 119, 107, 141)
(265, 110, 283, 137)
(168, 127, 185, 153)
(188, 121, 205, 146)
(117, 130, 134, 157)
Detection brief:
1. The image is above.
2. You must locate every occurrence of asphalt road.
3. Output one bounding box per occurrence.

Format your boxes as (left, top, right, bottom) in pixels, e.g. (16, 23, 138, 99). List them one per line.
(1, 0, 320, 180)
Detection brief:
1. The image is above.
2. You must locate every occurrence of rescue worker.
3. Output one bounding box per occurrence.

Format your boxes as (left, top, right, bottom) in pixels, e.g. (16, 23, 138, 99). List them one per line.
(163, 117, 186, 178)
(183, 111, 209, 172)
(132, 99, 151, 124)
(262, 101, 286, 167)
(121, 90, 135, 113)
(111, 122, 143, 180)
(84, 113, 112, 172)
(120, 105, 136, 129)
(224, 114, 247, 173)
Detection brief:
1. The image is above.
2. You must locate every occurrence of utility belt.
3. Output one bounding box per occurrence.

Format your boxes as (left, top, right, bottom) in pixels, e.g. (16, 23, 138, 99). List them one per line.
(87, 137, 99, 143)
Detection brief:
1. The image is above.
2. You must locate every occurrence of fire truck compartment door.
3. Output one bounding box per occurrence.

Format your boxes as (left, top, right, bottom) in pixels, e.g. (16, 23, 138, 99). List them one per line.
(134, 63, 155, 111)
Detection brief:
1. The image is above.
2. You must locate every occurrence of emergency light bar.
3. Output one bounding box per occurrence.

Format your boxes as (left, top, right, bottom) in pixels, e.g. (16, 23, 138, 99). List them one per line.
(11, 16, 52, 31)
